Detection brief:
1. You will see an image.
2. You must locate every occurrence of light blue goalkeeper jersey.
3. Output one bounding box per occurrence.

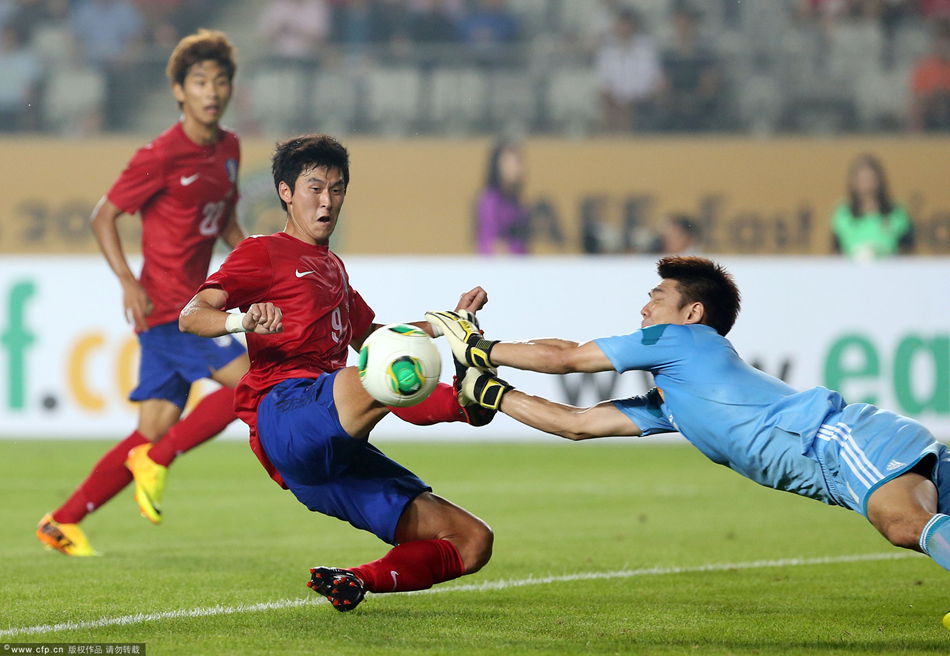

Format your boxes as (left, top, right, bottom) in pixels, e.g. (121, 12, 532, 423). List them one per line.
(595, 323, 847, 503)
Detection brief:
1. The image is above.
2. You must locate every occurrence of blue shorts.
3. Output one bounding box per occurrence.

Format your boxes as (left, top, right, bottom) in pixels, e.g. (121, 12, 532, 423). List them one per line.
(130, 320, 246, 408)
(808, 403, 948, 516)
(257, 374, 430, 544)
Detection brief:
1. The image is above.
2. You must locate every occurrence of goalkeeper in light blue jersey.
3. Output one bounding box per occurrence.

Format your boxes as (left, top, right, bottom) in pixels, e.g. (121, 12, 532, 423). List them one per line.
(427, 256, 950, 574)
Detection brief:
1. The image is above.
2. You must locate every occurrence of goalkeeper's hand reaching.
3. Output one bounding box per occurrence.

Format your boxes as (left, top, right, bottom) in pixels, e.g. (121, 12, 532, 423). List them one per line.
(459, 368, 513, 411)
(425, 310, 499, 370)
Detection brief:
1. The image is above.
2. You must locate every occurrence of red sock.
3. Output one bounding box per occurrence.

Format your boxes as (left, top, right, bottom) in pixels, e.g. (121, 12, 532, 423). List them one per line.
(388, 383, 466, 426)
(52, 431, 149, 524)
(148, 387, 236, 467)
(349, 538, 465, 593)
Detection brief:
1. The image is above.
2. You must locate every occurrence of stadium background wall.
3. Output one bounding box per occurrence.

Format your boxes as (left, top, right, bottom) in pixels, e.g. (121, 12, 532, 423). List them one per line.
(2, 137, 950, 255)
(1, 257, 948, 440)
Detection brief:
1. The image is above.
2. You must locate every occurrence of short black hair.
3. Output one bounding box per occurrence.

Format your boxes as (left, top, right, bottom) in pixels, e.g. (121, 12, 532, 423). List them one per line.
(657, 256, 740, 336)
(271, 134, 350, 212)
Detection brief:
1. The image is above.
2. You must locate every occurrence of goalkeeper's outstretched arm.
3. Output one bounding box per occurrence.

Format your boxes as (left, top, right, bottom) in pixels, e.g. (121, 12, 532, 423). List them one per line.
(490, 339, 613, 374)
(501, 391, 642, 441)
(424, 308, 610, 374)
(460, 369, 641, 440)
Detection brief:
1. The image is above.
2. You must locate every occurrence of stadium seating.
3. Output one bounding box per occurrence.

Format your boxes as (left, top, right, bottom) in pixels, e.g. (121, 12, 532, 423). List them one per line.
(311, 71, 360, 136)
(16, 0, 942, 136)
(428, 68, 488, 134)
(249, 67, 306, 135)
(365, 67, 423, 136)
(486, 71, 538, 135)
(43, 67, 105, 135)
(546, 67, 600, 136)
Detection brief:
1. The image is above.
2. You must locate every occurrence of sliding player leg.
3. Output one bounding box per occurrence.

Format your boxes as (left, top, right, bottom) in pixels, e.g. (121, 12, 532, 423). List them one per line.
(256, 366, 493, 612)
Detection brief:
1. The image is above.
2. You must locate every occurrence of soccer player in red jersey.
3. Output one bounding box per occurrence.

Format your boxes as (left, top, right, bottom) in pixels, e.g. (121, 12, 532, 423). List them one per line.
(178, 134, 494, 611)
(36, 30, 249, 556)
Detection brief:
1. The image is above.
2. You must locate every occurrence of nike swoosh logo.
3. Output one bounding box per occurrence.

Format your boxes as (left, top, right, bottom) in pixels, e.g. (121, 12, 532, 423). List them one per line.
(180, 173, 200, 186)
(390, 570, 399, 591)
(295, 269, 318, 278)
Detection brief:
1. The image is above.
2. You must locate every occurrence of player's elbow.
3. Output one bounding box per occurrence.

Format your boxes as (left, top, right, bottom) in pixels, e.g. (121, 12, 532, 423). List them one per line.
(178, 313, 193, 335)
(546, 345, 583, 375)
(559, 429, 593, 441)
(556, 412, 595, 441)
(90, 196, 119, 228)
(178, 300, 199, 335)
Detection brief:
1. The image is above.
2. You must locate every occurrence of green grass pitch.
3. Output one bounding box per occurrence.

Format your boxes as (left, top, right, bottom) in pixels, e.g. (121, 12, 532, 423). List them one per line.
(2, 438, 948, 655)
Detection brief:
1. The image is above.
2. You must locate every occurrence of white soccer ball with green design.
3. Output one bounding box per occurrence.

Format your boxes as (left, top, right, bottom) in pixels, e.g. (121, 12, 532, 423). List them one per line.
(358, 324, 442, 407)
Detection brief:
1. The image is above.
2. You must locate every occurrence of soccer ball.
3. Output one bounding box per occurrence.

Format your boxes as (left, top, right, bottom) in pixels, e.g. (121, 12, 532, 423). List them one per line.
(358, 324, 442, 407)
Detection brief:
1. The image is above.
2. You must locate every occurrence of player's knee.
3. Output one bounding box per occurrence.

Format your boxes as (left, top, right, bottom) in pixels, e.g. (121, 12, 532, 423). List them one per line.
(457, 519, 494, 574)
(879, 516, 926, 551)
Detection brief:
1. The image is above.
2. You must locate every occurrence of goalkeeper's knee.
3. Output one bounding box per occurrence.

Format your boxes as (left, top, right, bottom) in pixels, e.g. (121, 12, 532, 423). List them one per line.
(461, 368, 513, 411)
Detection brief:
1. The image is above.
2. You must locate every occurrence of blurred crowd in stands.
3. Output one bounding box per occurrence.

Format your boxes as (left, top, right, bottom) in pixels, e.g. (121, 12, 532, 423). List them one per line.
(1, 0, 949, 135)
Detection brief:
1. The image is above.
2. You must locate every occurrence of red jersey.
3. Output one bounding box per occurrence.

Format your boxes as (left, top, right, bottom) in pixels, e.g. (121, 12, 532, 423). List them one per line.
(199, 232, 376, 485)
(107, 122, 240, 329)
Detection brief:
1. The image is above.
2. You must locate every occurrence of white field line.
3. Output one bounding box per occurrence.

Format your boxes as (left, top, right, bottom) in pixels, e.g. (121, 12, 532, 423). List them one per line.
(0, 551, 918, 638)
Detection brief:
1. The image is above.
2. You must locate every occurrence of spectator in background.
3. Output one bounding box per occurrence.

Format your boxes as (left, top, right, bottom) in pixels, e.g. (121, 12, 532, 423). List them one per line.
(333, 0, 406, 60)
(4, 0, 47, 43)
(133, 0, 218, 45)
(70, 0, 146, 131)
(459, 0, 520, 66)
(595, 8, 662, 132)
(476, 140, 529, 255)
(910, 19, 950, 131)
(70, 0, 145, 67)
(29, 0, 75, 63)
(920, 0, 950, 18)
(659, 3, 722, 131)
(258, 0, 332, 132)
(131, 0, 189, 49)
(407, 0, 462, 68)
(831, 153, 913, 260)
(798, 0, 851, 24)
(654, 214, 702, 254)
(408, 0, 461, 45)
(28, 0, 105, 135)
(0, 1, 15, 30)
(0, 23, 41, 131)
(561, 0, 628, 56)
(260, 0, 330, 61)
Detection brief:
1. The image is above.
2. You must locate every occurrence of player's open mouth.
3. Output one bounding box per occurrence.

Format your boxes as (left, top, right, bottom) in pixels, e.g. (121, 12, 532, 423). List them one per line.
(316, 215, 330, 223)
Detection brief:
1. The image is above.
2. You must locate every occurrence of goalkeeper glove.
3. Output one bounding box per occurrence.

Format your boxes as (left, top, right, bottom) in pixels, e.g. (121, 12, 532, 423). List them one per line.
(425, 310, 498, 369)
(460, 368, 513, 411)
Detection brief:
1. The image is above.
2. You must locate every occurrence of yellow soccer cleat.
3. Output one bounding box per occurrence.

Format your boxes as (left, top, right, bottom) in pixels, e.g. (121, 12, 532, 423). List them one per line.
(36, 513, 98, 557)
(125, 444, 167, 524)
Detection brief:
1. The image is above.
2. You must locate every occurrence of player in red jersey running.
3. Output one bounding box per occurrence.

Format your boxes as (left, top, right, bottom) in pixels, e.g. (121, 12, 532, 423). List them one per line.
(179, 134, 494, 611)
(36, 30, 249, 556)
